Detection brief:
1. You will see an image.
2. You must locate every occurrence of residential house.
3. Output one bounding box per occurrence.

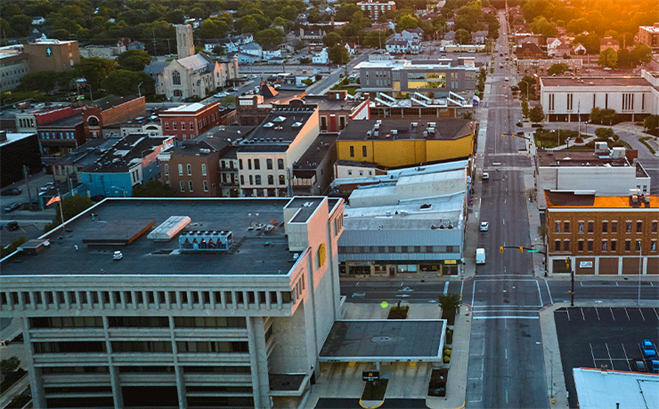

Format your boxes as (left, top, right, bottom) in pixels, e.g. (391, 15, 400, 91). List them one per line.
(341, 42, 357, 54)
(516, 42, 544, 59)
(127, 41, 145, 50)
(313, 48, 329, 64)
(241, 42, 263, 58)
(471, 30, 488, 45)
(31, 16, 46, 25)
(262, 45, 282, 61)
(599, 36, 620, 52)
(572, 43, 587, 55)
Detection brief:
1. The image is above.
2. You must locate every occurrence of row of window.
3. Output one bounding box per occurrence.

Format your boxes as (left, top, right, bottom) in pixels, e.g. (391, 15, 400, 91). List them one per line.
(40, 131, 76, 140)
(240, 174, 286, 186)
(339, 245, 459, 254)
(239, 158, 284, 170)
(164, 120, 195, 131)
(178, 180, 209, 193)
(17, 118, 35, 128)
(548, 93, 647, 112)
(34, 340, 250, 354)
(41, 365, 250, 374)
(2, 289, 294, 310)
(30, 316, 246, 329)
(553, 238, 657, 253)
(349, 145, 368, 158)
(554, 220, 657, 234)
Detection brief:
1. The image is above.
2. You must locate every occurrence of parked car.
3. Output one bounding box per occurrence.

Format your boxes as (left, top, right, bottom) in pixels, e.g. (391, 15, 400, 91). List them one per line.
(642, 340, 657, 359)
(5, 221, 19, 231)
(482, 172, 489, 181)
(1, 188, 21, 196)
(3, 203, 21, 213)
(480, 221, 489, 232)
(631, 358, 647, 372)
(40, 182, 54, 192)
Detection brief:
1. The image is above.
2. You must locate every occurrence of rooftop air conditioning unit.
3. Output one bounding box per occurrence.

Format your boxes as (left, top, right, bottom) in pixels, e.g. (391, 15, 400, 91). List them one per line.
(373, 130, 379, 137)
(392, 129, 398, 135)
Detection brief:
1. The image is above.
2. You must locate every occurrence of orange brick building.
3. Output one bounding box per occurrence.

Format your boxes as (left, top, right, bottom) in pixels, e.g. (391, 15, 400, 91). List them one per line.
(545, 191, 658, 276)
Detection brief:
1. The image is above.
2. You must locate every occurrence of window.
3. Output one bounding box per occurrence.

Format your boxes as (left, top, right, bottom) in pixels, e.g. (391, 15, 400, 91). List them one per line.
(173, 121, 177, 130)
(563, 240, 570, 251)
(636, 221, 642, 233)
(563, 221, 569, 233)
(651, 240, 657, 252)
(625, 239, 631, 251)
(277, 159, 284, 169)
(362, 146, 367, 157)
(181, 121, 185, 130)
(578, 221, 584, 233)
(186, 164, 192, 176)
(626, 221, 632, 233)
(268, 175, 274, 185)
(577, 240, 584, 252)
(172, 70, 181, 85)
(266, 159, 273, 170)
(611, 220, 617, 233)
(179, 181, 184, 192)
(636, 240, 641, 251)
(602, 221, 608, 233)
(279, 175, 285, 185)
(178, 164, 183, 176)
(320, 116, 327, 130)
(239, 159, 243, 170)
(587, 240, 593, 251)
(201, 164, 207, 176)
(254, 159, 260, 170)
(601, 240, 607, 251)
(555, 221, 561, 233)
(554, 240, 561, 251)
(611, 240, 617, 251)
(248, 159, 252, 170)
(203, 181, 208, 192)
(164, 164, 169, 176)
(587, 221, 594, 233)
(255, 175, 261, 185)
(339, 116, 346, 130)
(189, 121, 193, 130)
(653, 221, 658, 233)
(188, 181, 193, 192)
(249, 175, 253, 185)
(350, 146, 355, 157)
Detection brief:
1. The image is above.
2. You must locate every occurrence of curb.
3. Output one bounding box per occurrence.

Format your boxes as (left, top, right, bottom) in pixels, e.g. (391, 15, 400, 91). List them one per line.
(359, 399, 384, 409)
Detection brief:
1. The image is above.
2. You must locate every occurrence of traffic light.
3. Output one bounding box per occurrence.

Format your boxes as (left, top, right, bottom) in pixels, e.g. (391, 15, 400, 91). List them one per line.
(500, 246, 504, 253)
(519, 246, 524, 253)
(501, 133, 505, 138)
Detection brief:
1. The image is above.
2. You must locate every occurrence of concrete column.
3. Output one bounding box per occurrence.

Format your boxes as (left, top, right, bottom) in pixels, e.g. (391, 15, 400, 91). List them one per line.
(247, 317, 270, 409)
(103, 316, 124, 409)
(131, 291, 137, 310)
(618, 257, 624, 275)
(594, 257, 600, 276)
(119, 291, 127, 309)
(98, 291, 104, 310)
(186, 290, 193, 310)
(176, 291, 182, 309)
(86, 291, 93, 309)
(220, 291, 227, 309)
(154, 291, 160, 310)
(210, 291, 216, 310)
(242, 291, 249, 309)
(40, 291, 48, 310)
(255, 291, 260, 309)
(276, 291, 283, 309)
(52, 291, 59, 310)
(64, 291, 71, 310)
(29, 292, 36, 310)
(23, 317, 46, 408)
(142, 291, 148, 309)
(75, 291, 82, 310)
(109, 291, 116, 309)
(232, 291, 238, 309)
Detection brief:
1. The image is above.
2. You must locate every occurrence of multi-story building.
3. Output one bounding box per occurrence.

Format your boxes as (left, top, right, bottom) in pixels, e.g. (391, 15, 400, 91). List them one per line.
(0, 131, 41, 188)
(336, 118, 475, 168)
(544, 191, 658, 276)
(304, 90, 370, 133)
(34, 107, 85, 155)
(236, 100, 320, 197)
(23, 36, 80, 73)
(50, 137, 121, 184)
(82, 96, 146, 139)
(354, 58, 479, 97)
(357, 0, 396, 20)
(517, 58, 582, 76)
(78, 134, 174, 197)
(159, 102, 222, 143)
(235, 86, 306, 126)
(0, 45, 29, 91)
(539, 70, 659, 122)
(637, 23, 659, 50)
(535, 147, 651, 211)
(0, 196, 345, 409)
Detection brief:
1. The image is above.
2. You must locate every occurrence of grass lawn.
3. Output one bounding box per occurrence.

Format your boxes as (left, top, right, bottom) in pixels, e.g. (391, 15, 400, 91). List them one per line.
(362, 379, 388, 400)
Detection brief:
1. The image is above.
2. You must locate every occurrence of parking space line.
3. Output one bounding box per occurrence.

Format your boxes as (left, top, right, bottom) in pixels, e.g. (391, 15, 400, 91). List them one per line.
(589, 343, 597, 367)
(639, 308, 645, 321)
(545, 280, 553, 304)
(595, 307, 600, 321)
(610, 308, 615, 321)
(580, 307, 586, 321)
(536, 280, 543, 306)
(624, 308, 630, 321)
(605, 343, 615, 370)
(621, 344, 631, 371)
(654, 308, 659, 320)
(566, 308, 571, 321)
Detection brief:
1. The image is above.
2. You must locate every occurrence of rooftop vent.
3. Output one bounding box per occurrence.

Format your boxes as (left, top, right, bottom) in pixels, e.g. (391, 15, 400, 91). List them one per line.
(292, 122, 302, 127)
(273, 116, 286, 122)
(264, 122, 274, 128)
(392, 129, 398, 135)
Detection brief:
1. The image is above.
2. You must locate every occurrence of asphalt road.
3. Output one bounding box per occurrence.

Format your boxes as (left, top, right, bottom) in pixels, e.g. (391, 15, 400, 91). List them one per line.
(306, 53, 370, 96)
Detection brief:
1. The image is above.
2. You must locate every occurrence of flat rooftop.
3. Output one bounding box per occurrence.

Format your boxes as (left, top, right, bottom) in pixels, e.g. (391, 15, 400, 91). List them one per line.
(319, 320, 445, 362)
(573, 368, 659, 409)
(544, 191, 657, 208)
(540, 76, 653, 88)
(536, 150, 632, 167)
(339, 119, 474, 141)
(0, 198, 316, 277)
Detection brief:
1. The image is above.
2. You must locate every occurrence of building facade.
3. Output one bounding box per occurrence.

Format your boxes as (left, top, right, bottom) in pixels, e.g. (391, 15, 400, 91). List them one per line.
(0, 196, 344, 409)
(544, 191, 658, 276)
(0, 131, 41, 188)
(357, 0, 396, 20)
(23, 36, 80, 73)
(304, 90, 370, 133)
(159, 102, 222, 143)
(0, 45, 29, 91)
(82, 96, 147, 140)
(637, 23, 659, 50)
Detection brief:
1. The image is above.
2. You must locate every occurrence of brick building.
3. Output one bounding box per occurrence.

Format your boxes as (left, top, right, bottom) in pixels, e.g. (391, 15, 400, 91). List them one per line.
(357, 0, 396, 20)
(304, 90, 370, 133)
(159, 102, 222, 143)
(23, 36, 80, 73)
(637, 23, 659, 50)
(81, 96, 146, 139)
(235, 84, 305, 126)
(34, 106, 85, 154)
(545, 191, 658, 276)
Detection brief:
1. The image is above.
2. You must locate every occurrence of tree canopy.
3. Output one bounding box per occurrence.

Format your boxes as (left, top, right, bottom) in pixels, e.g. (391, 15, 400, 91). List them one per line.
(117, 49, 152, 72)
(131, 180, 177, 198)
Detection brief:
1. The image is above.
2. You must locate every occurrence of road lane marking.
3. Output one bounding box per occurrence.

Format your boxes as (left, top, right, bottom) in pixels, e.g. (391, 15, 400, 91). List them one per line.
(605, 343, 615, 370)
(545, 280, 554, 304)
(505, 348, 508, 359)
(443, 281, 449, 295)
(595, 307, 600, 321)
(536, 280, 543, 307)
(654, 308, 659, 320)
(639, 308, 645, 321)
(580, 308, 586, 320)
(566, 309, 571, 321)
(621, 344, 631, 371)
(473, 316, 539, 320)
(471, 280, 476, 308)
(624, 308, 630, 321)
(610, 308, 615, 321)
(460, 280, 464, 297)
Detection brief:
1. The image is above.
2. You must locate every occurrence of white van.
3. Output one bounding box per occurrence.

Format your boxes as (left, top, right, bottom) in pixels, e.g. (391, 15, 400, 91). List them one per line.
(476, 248, 486, 264)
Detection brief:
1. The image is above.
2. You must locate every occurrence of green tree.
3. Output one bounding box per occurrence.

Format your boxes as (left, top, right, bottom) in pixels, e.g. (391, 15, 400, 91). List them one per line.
(323, 32, 343, 48)
(329, 45, 349, 65)
(73, 57, 117, 91)
(363, 30, 389, 49)
(600, 109, 617, 125)
(17, 71, 61, 93)
(335, 3, 360, 21)
(397, 14, 420, 32)
(0, 357, 20, 377)
(630, 43, 652, 65)
(517, 76, 537, 99)
(131, 180, 177, 198)
(566, 18, 589, 34)
(529, 16, 557, 36)
(254, 28, 285, 48)
(455, 29, 471, 44)
(271, 16, 290, 30)
(590, 107, 602, 124)
(438, 293, 462, 324)
(574, 33, 600, 54)
(521, 98, 530, 119)
(644, 115, 659, 131)
(164, 9, 185, 24)
(547, 63, 569, 76)
(9, 14, 33, 37)
(234, 15, 260, 34)
(598, 48, 618, 68)
(199, 19, 221, 40)
(101, 70, 154, 97)
(117, 50, 152, 71)
(529, 106, 545, 123)
(44, 195, 94, 233)
(595, 127, 614, 140)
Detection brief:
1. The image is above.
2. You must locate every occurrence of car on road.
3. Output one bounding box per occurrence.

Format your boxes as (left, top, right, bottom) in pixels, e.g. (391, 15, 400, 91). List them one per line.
(214, 92, 228, 98)
(4, 221, 19, 231)
(113, 251, 123, 261)
(480, 221, 489, 232)
(3, 203, 21, 213)
(504, 77, 509, 81)
(631, 358, 647, 372)
(482, 172, 489, 181)
(40, 182, 54, 192)
(1, 188, 22, 196)
(641, 339, 657, 358)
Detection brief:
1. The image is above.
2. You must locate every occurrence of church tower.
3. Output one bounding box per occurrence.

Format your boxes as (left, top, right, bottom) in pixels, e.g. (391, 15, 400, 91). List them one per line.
(175, 24, 194, 59)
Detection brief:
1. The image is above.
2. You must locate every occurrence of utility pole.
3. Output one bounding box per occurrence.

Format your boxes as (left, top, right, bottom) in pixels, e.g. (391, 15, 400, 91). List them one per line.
(23, 165, 33, 209)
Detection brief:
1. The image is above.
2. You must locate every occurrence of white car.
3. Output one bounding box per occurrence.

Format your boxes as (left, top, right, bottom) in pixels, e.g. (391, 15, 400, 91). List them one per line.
(480, 222, 489, 232)
(214, 92, 228, 98)
(504, 77, 510, 82)
(113, 251, 123, 261)
(482, 172, 489, 180)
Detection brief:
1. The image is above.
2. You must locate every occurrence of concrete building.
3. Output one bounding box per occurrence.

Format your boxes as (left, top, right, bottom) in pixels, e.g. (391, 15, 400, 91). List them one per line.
(535, 147, 651, 211)
(0, 45, 29, 91)
(573, 368, 659, 409)
(637, 23, 659, 50)
(336, 118, 475, 169)
(79, 44, 125, 59)
(119, 114, 162, 137)
(354, 58, 479, 97)
(34, 106, 85, 155)
(78, 134, 174, 198)
(0, 131, 41, 188)
(290, 134, 338, 196)
(0, 196, 344, 409)
(303, 90, 370, 133)
(23, 36, 80, 74)
(357, 0, 396, 20)
(539, 70, 659, 123)
(517, 58, 583, 76)
(235, 86, 306, 126)
(544, 191, 658, 276)
(159, 102, 222, 143)
(175, 24, 194, 59)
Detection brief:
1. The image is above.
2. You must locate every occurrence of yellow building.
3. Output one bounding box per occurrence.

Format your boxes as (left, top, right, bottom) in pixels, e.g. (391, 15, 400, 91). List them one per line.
(336, 118, 475, 168)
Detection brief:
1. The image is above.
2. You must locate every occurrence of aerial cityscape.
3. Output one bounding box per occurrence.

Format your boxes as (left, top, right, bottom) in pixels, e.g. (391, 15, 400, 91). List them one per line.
(0, 0, 658, 408)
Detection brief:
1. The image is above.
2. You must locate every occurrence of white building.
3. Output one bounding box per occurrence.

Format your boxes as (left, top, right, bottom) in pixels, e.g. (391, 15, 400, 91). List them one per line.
(539, 70, 659, 123)
(573, 367, 659, 409)
(312, 47, 329, 64)
(0, 196, 345, 409)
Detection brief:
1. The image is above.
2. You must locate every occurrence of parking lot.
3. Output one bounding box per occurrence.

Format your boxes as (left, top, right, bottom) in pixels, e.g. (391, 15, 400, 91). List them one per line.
(554, 307, 659, 408)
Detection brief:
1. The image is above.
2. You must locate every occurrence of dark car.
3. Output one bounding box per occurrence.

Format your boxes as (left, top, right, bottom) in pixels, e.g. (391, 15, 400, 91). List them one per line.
(1, 188, 21, 196)
(632, 359, 647, 372)
(3, 203, 21, 213)
(5, 221, 19, 231)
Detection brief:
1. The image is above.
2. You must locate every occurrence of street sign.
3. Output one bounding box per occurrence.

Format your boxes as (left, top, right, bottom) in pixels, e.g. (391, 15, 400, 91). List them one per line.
(362, 371, 380, 382)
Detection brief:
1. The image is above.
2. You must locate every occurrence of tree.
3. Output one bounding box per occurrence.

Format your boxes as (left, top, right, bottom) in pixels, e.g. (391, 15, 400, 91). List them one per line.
(630, 44, 652, 65)
(335, 3, 360, 21)
(131, 180, 177, 197)
(323, 32, 343, 48)
(598, 48, 618, 68)
(574, 33, 600, 54)
(517, 76, 537, 99)
(595, 127, 614, 140)
(363, 30, 389, 49)
(117, 50, 152, 72)
(17, 71, 61, 93)
(0, 357, 20, 377)
(73, 57, 117, 91)
(272, 16, 290, 30)
(600, 109, 617, 125)
(9, 14, 33, 37)
(44, 195, 94, 232)
(455, 29, 471, 44)
(101, 70, 154, 97)
(329, 45, 349, 65)
(397, 14, 420, 32)
(164, 10, 185, 24)
(529, 106, 545, 123)
(234, 15, 259, 34)
(529, 16, 557, 36)
(254, 28, 285, 48)
(521, 98, 530, 119)
(547, 63, 569, 76)
(644, 115, 659, 131)
(438, 293, 462, 325)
